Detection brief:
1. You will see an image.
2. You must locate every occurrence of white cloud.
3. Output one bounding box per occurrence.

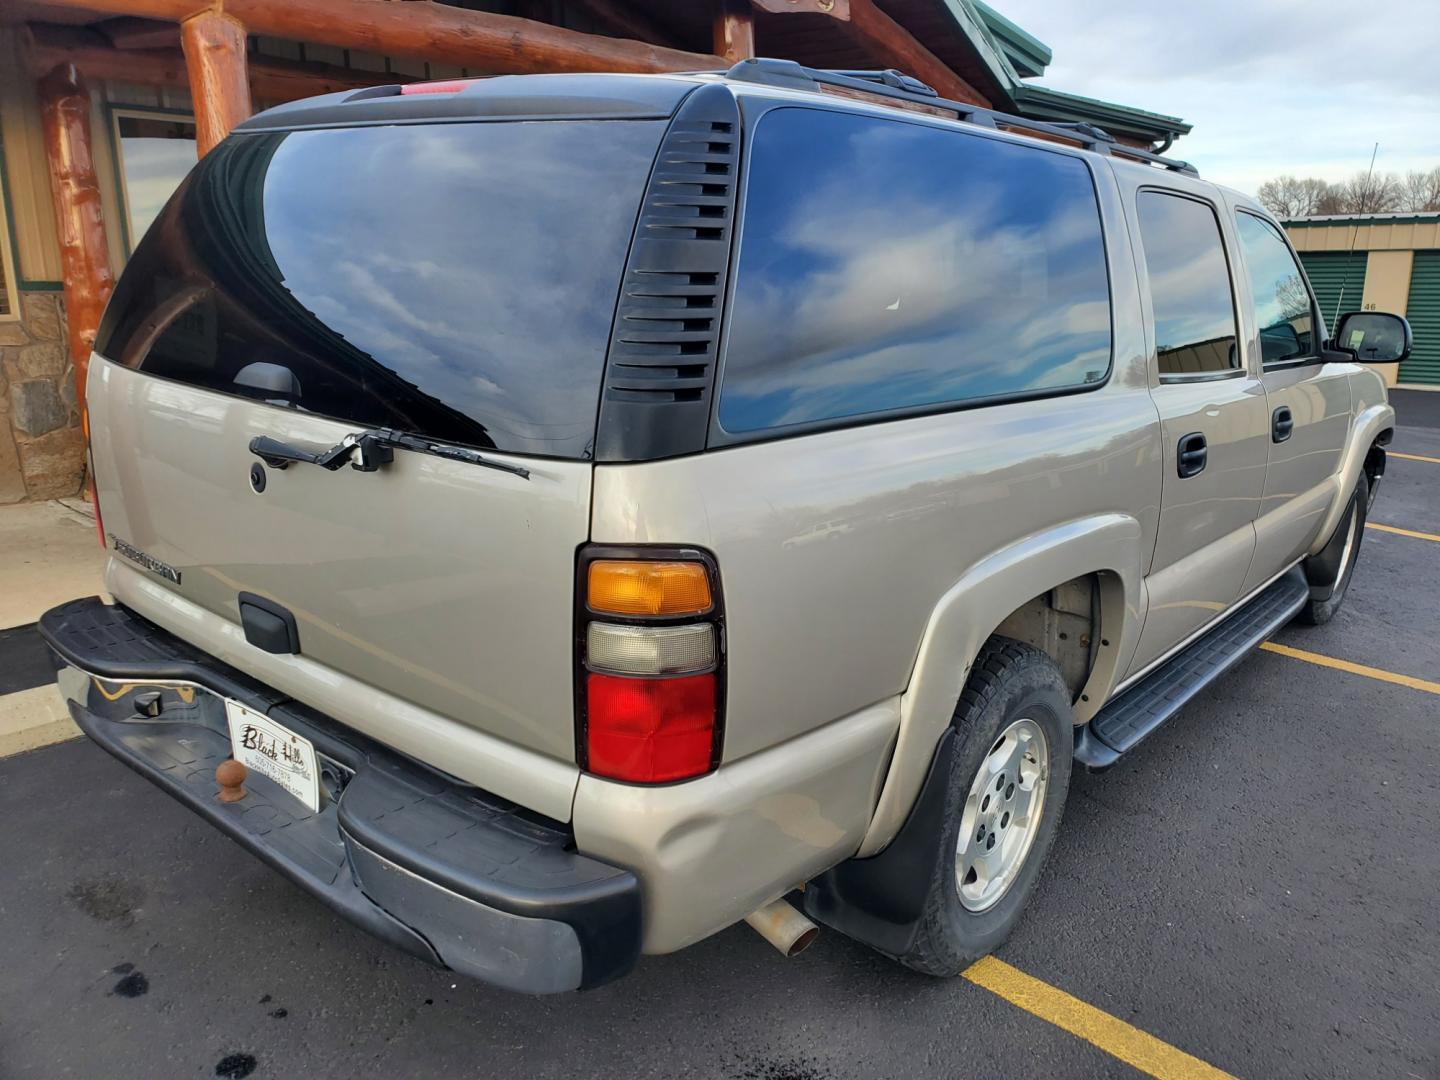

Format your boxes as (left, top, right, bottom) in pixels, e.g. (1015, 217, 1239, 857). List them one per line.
(995, 0, 1439, 195)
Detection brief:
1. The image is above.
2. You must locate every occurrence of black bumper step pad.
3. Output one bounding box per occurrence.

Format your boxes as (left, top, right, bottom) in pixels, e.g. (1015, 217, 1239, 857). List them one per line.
(39, 596, 641, 991)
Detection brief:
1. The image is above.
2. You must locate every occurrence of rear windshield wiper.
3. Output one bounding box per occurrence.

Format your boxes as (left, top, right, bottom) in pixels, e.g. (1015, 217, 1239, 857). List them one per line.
(249, 429, 530, 480)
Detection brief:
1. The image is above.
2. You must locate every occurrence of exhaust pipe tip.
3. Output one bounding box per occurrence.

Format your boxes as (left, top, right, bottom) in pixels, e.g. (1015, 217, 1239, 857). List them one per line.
(744, 898, 819, 957)
(785, 924, 819, 957)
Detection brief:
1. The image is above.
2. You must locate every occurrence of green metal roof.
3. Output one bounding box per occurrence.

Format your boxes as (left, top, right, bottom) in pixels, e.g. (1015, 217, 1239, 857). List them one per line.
(972, 0, 1052, 78)
(1009, 84, 1192, 141)
(1284, 212, 1440, 228)
(937, 0, 1192, 146)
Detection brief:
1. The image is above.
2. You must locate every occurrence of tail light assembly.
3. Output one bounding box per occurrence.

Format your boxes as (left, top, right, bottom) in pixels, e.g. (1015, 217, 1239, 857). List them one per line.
(576, 548, 724, 784)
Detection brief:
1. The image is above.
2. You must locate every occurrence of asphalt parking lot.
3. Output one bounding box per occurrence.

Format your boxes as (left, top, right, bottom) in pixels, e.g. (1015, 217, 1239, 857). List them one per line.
(2, 393, 1439, 1080)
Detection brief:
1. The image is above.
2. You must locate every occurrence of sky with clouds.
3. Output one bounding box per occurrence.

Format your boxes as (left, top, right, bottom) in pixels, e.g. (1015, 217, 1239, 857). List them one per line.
(994, 0, 1440, 196)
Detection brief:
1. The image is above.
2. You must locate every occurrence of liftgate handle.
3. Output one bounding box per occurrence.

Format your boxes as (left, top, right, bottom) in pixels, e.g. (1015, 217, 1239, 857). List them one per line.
(247, 433, 393, 473)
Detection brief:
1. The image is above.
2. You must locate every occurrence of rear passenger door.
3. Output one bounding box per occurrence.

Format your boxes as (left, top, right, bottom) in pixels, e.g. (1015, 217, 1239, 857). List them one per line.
(1126, 187, 1269, 677)
(1230, 208, 1353, 594)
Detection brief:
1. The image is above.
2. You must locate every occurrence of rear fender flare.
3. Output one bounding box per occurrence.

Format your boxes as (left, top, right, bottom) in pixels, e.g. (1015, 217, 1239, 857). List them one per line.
(854, 514, 1144, 857)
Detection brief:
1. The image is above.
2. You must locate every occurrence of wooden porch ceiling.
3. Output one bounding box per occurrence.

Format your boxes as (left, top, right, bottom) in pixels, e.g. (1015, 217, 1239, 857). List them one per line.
(8, 0, 991, 106)
(11, 0, 728, 75)
(28, 23, 409, 100)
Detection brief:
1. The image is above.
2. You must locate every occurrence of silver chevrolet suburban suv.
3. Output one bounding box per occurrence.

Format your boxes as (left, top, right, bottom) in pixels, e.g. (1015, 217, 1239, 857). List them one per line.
(43, 60, 1412, 993)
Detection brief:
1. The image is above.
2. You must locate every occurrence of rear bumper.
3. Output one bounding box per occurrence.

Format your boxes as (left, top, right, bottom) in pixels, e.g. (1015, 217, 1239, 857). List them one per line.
(40, 597, 641, 993)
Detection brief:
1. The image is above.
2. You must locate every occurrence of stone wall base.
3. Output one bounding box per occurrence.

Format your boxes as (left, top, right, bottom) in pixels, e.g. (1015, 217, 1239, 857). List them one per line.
(0, 291, 86, 504)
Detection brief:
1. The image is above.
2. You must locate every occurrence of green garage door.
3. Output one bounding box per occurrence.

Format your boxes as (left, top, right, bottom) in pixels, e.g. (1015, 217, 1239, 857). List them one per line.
(1401, 251, 1440, 385)
(1300, 251, 1368, 330)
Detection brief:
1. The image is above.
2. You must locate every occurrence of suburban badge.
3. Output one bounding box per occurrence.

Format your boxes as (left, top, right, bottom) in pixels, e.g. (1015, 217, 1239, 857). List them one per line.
(109, 536, 182, 585)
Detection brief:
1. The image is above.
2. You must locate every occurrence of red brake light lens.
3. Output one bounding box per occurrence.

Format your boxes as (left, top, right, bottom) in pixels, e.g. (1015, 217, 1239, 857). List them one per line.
(585, 672, 716, 783)
(399, 78, 484, 96)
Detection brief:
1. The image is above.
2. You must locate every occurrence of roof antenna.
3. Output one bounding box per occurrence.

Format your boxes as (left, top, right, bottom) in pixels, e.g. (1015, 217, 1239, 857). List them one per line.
(1333, 141, 1379, 327)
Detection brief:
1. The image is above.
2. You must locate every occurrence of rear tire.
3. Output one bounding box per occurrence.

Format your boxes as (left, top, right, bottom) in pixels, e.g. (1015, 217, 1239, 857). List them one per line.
(1301, 474, 1368, 626)
(899, 638, 1072, 977)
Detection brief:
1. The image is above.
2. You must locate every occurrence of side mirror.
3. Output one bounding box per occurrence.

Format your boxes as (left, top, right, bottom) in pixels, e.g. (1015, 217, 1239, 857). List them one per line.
(1259, 321, 1304, 364)
(1332, 311, 1413, 364)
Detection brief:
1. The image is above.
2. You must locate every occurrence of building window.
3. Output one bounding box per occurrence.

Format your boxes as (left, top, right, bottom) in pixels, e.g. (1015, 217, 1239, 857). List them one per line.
(111, 110, 197, 250)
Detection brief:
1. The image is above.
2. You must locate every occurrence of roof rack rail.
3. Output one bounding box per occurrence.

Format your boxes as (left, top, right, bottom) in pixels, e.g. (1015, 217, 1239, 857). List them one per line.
(723, 58, 1198, 177)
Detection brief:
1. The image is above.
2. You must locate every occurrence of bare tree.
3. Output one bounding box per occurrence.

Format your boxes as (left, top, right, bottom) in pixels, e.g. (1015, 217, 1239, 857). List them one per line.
(1314, 184, 1347, 215)
(1338, 170, 1402, 214)
(1256, 168, 1438, 218)
(1257, 175, 1344, 217)
(1399, 167, 1440, 212)
(1296, 177, 1333, 215)
(1257, 175, 1314, 218)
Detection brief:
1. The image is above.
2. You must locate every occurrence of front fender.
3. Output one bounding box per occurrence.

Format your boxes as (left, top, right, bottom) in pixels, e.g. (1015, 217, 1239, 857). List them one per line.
(854, 514, 1145, 857)
(1308, 398, 1394, 556)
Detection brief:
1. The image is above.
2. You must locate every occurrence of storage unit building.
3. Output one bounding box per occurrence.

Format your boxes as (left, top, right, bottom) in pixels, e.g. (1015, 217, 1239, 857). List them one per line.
(1286, 212, 1440, 387)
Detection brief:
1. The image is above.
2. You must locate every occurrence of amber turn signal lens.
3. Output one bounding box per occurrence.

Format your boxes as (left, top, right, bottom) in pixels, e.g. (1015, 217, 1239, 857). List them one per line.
(588, 560, 712, 617)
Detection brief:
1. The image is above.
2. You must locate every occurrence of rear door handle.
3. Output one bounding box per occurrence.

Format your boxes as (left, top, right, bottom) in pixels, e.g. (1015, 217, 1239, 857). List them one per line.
(1177, 432, 1207, 478)
(1272, 405, 1294, 443)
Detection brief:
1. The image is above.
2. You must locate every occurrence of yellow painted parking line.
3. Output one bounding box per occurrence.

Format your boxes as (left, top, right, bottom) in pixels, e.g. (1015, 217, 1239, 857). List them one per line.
(1388, 451, 1440, 464)
(964, 957, 1236, 1080)
(1259, 642, 1440, 696)
(1367, 522, 1440, 543)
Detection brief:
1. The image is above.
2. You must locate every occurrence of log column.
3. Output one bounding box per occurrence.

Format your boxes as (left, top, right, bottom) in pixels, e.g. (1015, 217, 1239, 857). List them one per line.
(181, 11, 253, 156)
(713, 0, 755, 64)
(37, 63, 115, 401)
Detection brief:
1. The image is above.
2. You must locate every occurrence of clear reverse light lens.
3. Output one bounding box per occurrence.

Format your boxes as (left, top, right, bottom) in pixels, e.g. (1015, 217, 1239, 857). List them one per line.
(587, 622, 716, 676)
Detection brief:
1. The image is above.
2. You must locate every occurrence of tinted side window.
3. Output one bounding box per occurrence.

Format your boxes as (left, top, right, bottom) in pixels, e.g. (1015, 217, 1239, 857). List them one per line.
(1235, 212, 1316, 364)
(97, 121, 664, 458)
(717, 109, 1112, 435)
(1136, 192, 1239, 376)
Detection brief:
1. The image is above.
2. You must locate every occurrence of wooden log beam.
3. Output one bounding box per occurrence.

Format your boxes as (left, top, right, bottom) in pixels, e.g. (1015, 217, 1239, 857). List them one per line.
(569, 0, 682, 51)
(36, 63, 115, 403)
(26, 0, 725, 74)
(750, 0, 850, 13)
(97, 16, 180, 50)
(28, 24, 414, 101)
(837, 0, 986, 104)
(180, 12, 252, 154)
(713, 0, 755, 64)
(753, 0, 987, 106)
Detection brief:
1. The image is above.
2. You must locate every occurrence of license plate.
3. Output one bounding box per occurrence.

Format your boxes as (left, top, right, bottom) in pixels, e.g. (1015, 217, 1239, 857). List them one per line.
(224, 700, 321, 814)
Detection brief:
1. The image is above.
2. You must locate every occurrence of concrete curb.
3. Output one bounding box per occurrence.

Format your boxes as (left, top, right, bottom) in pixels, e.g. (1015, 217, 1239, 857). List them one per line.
(0, 685, 81, 757)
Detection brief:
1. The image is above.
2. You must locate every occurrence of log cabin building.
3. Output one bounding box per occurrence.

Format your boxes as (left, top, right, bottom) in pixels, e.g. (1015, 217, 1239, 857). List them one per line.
(0, 0, 1189, 502)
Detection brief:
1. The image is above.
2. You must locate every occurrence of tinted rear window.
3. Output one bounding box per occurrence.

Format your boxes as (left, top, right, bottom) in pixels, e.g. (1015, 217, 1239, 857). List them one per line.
(717, 108, 1112, 435)
(97, 121, 664, 458)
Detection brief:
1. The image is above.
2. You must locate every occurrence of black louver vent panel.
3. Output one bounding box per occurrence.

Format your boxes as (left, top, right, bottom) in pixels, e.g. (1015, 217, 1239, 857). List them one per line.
(595, 83, 741, 461)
